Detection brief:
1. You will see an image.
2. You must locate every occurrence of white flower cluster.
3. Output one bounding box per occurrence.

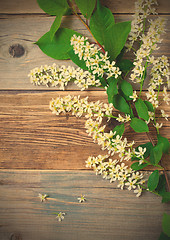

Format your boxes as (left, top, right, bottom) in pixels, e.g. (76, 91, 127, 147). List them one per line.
(86, 154, 144, 197)
(162, 86, 170, 105)
(130, 17, 166, 84)
(145, 87, 170, 111)
(135, 146, 146, 165)
(85, 118, 135, 161)
(126, 0, 158, 51)
(28, 63, 101, 91)
(145, 84, 169, 120)
(149, 55, 170, 89)
(117, 114, 131, 123)
(50, 95, 114, 123)
(70, 35, 121, 79)
(144, 86, 169, 131)
(49, 95, 146, 164)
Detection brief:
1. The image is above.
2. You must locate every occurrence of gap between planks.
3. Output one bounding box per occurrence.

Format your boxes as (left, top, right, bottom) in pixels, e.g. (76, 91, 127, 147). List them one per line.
(0, 15, 169, 90)
(0, 91, 169, 170)
(0, 0, 170, 14)
(0, 169, 169, 240)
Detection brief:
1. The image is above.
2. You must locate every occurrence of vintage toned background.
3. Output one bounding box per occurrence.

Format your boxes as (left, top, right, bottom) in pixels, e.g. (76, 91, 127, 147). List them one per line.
(0, 0, 170, 239)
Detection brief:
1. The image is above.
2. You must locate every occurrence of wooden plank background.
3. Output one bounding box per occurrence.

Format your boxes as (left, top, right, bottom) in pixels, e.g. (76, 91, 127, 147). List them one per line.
(0, 0, 170, 239)
(1, 0, 170, 13)
(0, 91, 170, 170)
(0, 170, 169, 240)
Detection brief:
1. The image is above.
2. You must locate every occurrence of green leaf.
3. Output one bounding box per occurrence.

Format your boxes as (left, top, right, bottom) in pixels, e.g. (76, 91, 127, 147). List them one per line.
(157, 134, 170, 154)
(135, 98, 149, 121)
(68, 48, 88, 70)
(159, 232, 170, 240)
(117, 59, 134, 72)
(131, 156, 140, 161)
(129, 106, 134, 118)
(90, 0, 115, 45)
(116, 47, 125, 62)
(104, 21, 131, 60)
(135, 142, 153, 159)
(98, 76, 107, 87)
(112, 94, 131, 114)
(75, 0, 96, 19)
(107, 78, 118, 103)
(161, 192, 170, 203)
(120, 80, 133, 100)
(37, 0, 69, 16)
(144, 100, 154, 112)
(162, 213, 170, 237)
(36, 28, 78, 60)
(50, 14, 63, 40)
(112, 123, 125, 137)
(155, 174, 166, 195)
(130, 118, 149, 133)
(147, 170, 159, 191)
(149, 143, 163, 165)
(131, 162, 149, 171)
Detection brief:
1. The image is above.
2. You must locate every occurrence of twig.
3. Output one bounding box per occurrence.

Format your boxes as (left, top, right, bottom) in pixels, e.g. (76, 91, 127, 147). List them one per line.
(68, 1, 105, 54)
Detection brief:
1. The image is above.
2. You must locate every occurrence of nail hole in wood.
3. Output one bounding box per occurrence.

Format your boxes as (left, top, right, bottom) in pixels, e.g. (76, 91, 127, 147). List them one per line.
(9, 44, 25, 58)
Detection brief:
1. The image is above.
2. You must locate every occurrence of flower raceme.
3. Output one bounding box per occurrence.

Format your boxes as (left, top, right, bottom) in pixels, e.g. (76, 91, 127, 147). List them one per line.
(49, 95, 148, 196)
(70, 35, 121, 79)
(126, 0, 158, 51)
(29, 35, 122, 91)
(29, 0, 170, 199)
(86, 154, 144, 196)
(49, 95, 134, 160)
(28, 64, 101, 91)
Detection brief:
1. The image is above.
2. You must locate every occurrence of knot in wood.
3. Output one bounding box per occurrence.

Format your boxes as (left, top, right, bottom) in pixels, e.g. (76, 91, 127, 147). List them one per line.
(9, 233, 22, 240)
(9, 44, 25, 58)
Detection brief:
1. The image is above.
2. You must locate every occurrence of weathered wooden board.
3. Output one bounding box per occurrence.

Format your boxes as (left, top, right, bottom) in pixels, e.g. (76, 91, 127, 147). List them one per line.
(0, 170, 169, 240)
(0, 0, 169, 14)
(0, 15, 169, 90)
(0, 91, 169, 170)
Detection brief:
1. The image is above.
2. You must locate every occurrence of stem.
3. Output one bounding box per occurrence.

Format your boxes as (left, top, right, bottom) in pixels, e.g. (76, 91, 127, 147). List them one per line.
(146, 132, 155, 146)
(139, 61, 148, 97)
(68, 1, 105, 54)
(146, 132, 170, 192)
(132, 101, 170, 192)
(160, 158, 170, 192)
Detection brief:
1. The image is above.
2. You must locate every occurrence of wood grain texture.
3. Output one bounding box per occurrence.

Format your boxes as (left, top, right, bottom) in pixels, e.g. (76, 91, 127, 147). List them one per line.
(0, 170, 169, 240)
(0, 91, 169, 170)
(0, 15, 169, 90)
(0, 0, 169, 14)
(0, 1, 169, 238)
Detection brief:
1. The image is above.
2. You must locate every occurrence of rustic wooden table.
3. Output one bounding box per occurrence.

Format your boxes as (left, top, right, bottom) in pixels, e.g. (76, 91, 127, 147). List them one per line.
(0, 0, 170, 239)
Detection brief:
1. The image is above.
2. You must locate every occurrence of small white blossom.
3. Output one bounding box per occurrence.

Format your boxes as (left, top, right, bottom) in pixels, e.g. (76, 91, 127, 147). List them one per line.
(55, 212, 65, 222)
(161, 110, 169, 121)
(154, 122, 163, 130)
(125, 178, 137, 191)
(38, 193, 49, 202)
(117, 114, 125, 122)
(70, 35, 121, 80)
(77, 195, 86, 203)
(134, 186, 142, 197)
(135, 147, 146, 159)
(130, 91, 138, 101)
